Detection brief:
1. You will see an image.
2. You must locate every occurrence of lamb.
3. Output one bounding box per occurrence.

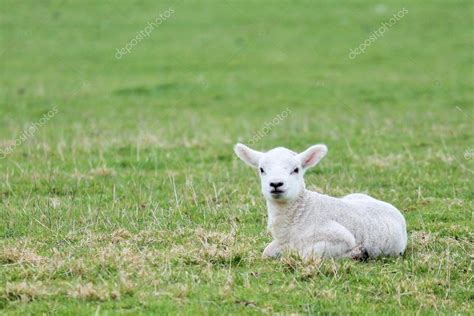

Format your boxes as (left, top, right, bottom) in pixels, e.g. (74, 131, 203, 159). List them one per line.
(234, 143, 408, 260)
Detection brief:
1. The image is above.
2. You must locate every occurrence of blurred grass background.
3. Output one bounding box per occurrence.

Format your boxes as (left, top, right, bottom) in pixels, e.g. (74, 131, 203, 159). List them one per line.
(0, 0, 473, 314)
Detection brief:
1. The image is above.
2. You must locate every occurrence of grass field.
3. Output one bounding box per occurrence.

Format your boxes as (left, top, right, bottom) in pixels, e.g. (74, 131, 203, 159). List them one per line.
(1, 0, 473, 314)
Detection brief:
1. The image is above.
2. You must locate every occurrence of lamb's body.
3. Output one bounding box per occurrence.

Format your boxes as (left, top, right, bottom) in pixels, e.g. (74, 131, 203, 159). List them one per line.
(234, 143, 408, 260)
(267, 190, 407, 259)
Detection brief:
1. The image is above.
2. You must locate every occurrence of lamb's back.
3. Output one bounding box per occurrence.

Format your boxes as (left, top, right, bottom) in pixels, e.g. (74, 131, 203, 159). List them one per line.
(303, 191, 407, 256)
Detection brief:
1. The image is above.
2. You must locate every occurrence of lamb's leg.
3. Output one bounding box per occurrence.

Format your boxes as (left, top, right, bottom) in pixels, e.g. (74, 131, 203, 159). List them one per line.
(303, 241, 354, 260)
(302, 221, 358, 260)
(262, 240, 282, 258)
(348, 245, 369, 261)
(305, 242, 369, 261)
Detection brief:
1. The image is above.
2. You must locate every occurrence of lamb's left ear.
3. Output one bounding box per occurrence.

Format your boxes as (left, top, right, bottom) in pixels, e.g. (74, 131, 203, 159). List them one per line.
(297, 144, 328, 169)
(234, 143, 262, 168)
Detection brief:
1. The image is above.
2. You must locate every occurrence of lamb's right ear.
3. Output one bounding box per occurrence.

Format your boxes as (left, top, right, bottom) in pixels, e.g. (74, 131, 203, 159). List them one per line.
(234, 143, 262, 168)
(297, 144, 328, 169)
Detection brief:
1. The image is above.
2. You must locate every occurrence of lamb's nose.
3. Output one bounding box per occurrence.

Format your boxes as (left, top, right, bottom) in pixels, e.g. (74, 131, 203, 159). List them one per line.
(270, 182, 284, 189)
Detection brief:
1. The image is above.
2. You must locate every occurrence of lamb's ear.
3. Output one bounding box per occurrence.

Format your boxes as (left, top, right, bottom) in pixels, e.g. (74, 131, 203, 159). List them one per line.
(297, 144, 328, 169)
(234, 143, 262, 168)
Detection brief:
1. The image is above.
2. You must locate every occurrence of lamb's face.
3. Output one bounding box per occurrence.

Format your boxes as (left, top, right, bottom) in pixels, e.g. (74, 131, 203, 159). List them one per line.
(257, 148, 304, 201)
(234, 143, 327, 203)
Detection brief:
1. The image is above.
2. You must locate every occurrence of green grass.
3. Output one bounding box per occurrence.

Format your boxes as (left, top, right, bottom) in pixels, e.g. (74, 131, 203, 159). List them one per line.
(1, 0, 473, 314)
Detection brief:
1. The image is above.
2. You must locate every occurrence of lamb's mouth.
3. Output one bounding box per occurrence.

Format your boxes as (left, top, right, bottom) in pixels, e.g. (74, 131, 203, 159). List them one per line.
(270, 190, 285, 197)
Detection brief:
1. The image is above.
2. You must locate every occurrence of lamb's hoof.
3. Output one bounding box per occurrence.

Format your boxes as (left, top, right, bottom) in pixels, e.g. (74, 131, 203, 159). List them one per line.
(262, 250, 282, 259)
(262, 241, 282, 259)
(351, 246, 369, 261)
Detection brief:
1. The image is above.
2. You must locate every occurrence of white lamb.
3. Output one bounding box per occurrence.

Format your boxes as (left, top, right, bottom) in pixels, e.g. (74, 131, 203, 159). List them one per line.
(234, 143, 407, 260)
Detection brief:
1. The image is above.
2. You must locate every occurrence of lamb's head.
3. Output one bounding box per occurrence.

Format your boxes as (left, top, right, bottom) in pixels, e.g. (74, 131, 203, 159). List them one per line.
(234, 143, 327, 203)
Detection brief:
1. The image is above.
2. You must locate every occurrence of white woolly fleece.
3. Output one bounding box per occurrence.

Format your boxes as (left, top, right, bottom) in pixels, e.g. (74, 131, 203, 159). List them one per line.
(234, 143, 407, 260)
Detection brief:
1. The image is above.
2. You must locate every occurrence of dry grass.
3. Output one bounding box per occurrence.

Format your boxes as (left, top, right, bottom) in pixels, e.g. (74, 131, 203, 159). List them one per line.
(1, 1, 472, 313)
(2, 227, 472, 312)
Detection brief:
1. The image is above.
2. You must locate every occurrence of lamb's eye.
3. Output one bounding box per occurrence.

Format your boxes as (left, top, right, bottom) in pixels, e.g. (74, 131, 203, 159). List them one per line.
(292, 168, 299, 174)
(259, 167, 265, 174)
